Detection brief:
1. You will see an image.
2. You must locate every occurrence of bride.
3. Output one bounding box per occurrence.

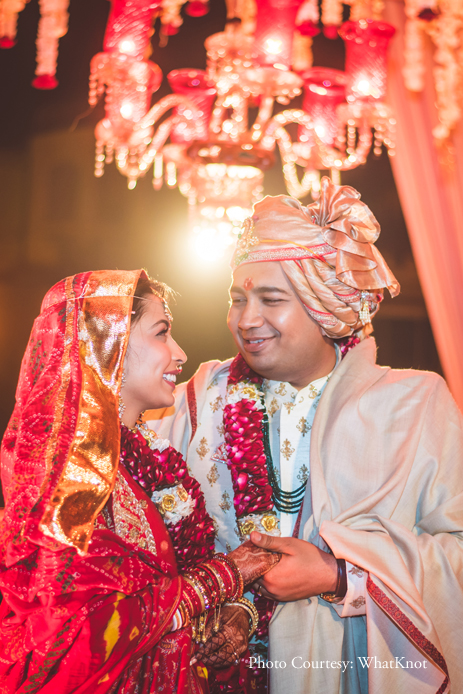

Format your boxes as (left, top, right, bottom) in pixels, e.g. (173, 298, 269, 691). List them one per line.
(0, 269, 278, 694)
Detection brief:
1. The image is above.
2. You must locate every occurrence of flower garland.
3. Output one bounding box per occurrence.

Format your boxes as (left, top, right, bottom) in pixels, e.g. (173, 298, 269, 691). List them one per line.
(222, 337, 356, 692)
(119, 424, 216, 571)
(223, 355, 280, 694)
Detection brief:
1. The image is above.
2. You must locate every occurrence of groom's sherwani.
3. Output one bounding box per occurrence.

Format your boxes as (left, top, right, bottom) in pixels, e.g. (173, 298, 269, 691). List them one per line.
(148, 338, 463, 694)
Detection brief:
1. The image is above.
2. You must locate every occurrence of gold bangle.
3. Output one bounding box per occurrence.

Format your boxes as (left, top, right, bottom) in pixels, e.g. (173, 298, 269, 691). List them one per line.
(225, 596, 259, 638)
(184, 575, 206, 612)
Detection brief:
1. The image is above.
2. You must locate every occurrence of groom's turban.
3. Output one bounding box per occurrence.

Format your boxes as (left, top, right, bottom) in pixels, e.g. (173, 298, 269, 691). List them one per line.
(231, 177, 400, 339)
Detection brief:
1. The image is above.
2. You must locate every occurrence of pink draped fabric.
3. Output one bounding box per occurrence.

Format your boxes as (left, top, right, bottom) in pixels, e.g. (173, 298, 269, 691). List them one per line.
(384, 0, 463, 410)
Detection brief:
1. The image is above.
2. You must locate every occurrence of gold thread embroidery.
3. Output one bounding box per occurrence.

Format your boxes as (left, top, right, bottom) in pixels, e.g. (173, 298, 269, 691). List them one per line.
(207, 378, 218, 391)
(207, 463, 219, 486)
(267, 398, 279, 417)
(283, 401, 296, 415)
(219, 491, 231, 512)
(275, 383, 287, 396)
(196, 437, 210, 460)
(297, 464, 309, 484)
(216, 422, 225, 436)
(112, 473, 157, 555)
(280, 439, 295, 461)
(234, 217, 259, 264)
(350, 596, 366, 609)
(349, 565, 364, 577)
(210, 396, 223, 413)
(296, 417, 311, 436)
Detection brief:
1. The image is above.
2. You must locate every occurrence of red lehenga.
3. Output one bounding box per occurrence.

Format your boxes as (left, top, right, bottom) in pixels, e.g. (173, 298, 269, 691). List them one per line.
(0, 271, 209, 694)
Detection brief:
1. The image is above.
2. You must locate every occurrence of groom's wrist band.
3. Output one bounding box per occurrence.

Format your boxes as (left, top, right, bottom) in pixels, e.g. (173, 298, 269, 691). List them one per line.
(320, 558, 347, 604)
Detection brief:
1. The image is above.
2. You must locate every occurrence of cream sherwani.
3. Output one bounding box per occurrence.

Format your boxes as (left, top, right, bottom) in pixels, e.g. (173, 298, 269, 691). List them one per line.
(147, 338, 463, 694)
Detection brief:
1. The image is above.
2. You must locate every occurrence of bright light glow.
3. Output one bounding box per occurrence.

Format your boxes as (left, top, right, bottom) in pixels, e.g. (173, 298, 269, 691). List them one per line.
(204, 163, 228, 178)
(120, 102, 134, 119)
(314, 125, 326, 138)
(119, 39, 136, 54)
(226, 165, 262, 180)
(264, 38, 283, 55)
(354, 79, 381, 99)
(309, 84, 328, 96)
(222, 119, 235, 133)
(227, 206, 250, 223)
(356, 79, 371, 95)
(192, 226, 234, 262)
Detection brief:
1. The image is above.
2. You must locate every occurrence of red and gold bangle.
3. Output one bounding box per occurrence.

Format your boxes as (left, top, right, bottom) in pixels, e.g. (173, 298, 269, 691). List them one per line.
(183, 576, 205, 614)
(213, 553, 244, 601)
(196, 567, 219, 604)
(202, 562, 226, 602)
(177, 600, 191, 628)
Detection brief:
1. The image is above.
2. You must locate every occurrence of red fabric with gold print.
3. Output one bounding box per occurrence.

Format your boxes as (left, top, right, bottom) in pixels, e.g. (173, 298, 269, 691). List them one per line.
(0, 270, 206, 694)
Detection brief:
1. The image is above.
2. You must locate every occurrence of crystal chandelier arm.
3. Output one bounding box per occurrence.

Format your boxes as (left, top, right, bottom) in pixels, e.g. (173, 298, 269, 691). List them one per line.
(262, 109, 345, 198)
(274, 125, 318, 199)
(263, 108, 377, 177)
(115, 117, 175, 180)
(251, 95, 275, 142)
(209, 94, 227, 136)
(138, 117, 177, 171)
(137, 94, 199, 130)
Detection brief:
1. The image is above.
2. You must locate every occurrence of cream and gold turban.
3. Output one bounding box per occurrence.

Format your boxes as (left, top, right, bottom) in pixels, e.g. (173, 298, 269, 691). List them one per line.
(231, 176, 400, 339)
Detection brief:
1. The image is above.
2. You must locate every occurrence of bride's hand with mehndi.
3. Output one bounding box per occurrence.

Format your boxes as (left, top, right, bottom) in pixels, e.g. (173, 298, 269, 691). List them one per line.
(227, 538, 280, 586)
(191, 605, 249, 669)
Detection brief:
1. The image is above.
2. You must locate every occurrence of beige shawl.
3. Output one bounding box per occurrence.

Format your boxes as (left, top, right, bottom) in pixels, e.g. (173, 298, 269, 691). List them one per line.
(149, 338, 463, 694)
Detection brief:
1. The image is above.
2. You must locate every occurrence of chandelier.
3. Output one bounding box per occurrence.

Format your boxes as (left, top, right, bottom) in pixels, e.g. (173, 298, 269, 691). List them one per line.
(1, 0, 400, 260)
(3, 1, 463, 254)
(86, 0, 398, 259)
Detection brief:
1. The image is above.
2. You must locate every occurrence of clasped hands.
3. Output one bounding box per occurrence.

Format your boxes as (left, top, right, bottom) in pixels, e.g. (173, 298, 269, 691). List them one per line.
(192, 532, 337, 669)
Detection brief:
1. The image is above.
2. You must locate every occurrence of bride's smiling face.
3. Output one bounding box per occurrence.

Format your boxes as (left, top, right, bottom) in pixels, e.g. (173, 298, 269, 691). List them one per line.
(121, 295, 186, 421)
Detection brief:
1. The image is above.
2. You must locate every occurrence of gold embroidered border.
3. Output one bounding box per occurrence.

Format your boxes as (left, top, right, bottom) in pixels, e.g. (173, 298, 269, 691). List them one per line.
(113, 472, 157, 555)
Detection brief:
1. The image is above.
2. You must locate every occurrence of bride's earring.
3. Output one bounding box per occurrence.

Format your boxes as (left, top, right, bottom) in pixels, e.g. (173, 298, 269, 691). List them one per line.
(118, 369, 127, 419)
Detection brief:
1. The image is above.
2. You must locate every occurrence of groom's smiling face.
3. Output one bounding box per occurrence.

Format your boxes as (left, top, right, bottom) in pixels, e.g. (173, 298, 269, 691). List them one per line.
(228, 261, 334, 389)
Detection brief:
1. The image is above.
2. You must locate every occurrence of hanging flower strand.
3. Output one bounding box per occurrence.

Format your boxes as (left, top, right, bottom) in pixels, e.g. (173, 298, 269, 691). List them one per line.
(33, 0, 70, 89)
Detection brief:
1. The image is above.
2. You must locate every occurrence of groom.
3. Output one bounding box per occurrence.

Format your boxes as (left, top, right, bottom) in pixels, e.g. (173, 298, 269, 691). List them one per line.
(148, 178, 463, 694)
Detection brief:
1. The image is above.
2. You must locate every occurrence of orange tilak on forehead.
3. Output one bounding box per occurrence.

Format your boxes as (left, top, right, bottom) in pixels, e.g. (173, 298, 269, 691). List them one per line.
(244, 277, 254, 290)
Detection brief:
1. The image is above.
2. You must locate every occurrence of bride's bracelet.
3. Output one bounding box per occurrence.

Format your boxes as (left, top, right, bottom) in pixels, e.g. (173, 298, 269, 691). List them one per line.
(212, 553, 244, 602)
(178, 553, 244, 642)
(225, 596, 259, 637)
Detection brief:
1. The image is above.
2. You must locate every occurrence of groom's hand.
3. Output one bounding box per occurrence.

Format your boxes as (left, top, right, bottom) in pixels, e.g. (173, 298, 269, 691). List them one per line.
(250, 532, 337, 602)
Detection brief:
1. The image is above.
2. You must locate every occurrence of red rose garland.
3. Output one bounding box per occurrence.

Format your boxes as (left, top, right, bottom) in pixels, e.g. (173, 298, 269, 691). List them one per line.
(222, 338, 356, 693)
(225, 355, 274, 519)
(120, 424, 216, 571)
(221, 354, 277, 694)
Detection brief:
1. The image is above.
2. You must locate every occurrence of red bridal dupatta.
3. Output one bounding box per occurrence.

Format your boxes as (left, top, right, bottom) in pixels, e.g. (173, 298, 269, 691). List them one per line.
(0, 270, 205, 694)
